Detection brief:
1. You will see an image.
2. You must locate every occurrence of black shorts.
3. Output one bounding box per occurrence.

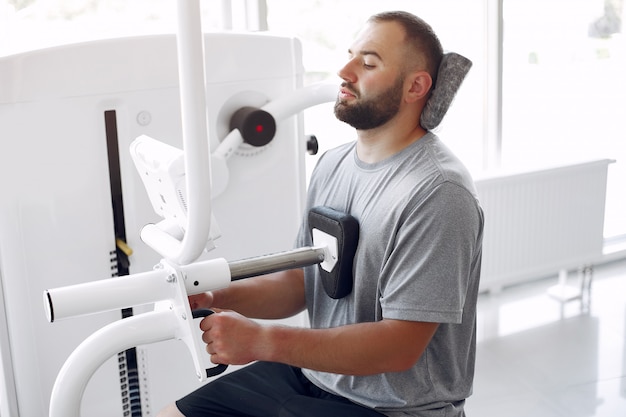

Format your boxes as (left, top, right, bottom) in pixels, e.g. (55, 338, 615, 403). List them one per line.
(175, 361, 384, 417)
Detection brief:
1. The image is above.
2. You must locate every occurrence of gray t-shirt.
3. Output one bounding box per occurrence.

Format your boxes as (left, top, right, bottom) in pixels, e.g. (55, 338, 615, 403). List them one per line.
(296, 132, 484, 417)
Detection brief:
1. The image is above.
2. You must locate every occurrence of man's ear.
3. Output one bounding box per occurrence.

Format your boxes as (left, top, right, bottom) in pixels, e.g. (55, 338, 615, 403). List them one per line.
(406, 71, 432, 103)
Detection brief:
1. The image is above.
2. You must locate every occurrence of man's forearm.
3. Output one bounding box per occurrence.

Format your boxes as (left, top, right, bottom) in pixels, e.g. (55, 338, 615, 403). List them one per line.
(212, 269, 306, 319)
(257, 319, 439, 376)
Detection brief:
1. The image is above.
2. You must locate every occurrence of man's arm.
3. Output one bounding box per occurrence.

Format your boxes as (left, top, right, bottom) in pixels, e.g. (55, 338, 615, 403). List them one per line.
(190, 268, 306, 320)
(202, 312, 438, 376)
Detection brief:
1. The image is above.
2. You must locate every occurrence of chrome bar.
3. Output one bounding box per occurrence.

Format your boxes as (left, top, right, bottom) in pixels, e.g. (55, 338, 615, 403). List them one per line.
(229, 246, 325, 281)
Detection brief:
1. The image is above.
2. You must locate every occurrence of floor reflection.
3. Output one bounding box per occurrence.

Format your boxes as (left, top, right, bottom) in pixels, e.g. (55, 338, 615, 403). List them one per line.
(466, 259, 626, 417)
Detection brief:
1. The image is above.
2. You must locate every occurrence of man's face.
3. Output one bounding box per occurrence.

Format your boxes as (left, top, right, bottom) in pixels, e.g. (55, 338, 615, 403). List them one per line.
(334, 21, 408, 130)
(334, 72, 405, 130)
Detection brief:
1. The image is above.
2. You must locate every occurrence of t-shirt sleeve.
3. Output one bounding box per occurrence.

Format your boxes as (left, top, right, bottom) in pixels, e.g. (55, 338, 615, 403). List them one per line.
(380, 181, 483, 324)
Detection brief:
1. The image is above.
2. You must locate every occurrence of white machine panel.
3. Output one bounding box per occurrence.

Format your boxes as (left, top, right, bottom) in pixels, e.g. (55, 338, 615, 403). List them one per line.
(0, 32, 309, 416)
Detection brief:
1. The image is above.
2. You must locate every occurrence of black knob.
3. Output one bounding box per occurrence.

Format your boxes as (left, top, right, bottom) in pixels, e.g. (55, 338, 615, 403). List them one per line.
(306, 134, 319, 155)
(229, 106, 276, 147)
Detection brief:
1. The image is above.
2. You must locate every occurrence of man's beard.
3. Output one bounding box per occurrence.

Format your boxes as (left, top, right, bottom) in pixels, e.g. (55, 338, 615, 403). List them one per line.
(334, 75, 404, 130)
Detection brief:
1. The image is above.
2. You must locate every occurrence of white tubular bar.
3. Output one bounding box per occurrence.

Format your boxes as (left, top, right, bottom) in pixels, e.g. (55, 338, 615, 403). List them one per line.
(180, 257, 232, 294)
(142, 0, 212, 265)
(262, 82, 338, 121)
(44, 258, 231, 322)
(49, 311, 178, 417)
(44, 268, 170, 323)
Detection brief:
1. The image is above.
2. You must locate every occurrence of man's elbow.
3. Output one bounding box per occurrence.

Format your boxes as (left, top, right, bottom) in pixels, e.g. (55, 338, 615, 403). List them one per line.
(387, 353, 422, 373)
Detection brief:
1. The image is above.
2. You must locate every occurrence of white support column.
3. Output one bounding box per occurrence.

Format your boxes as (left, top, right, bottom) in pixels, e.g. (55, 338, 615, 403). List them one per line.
(483, 0, 503, 170)
(245, 0, 268, 31)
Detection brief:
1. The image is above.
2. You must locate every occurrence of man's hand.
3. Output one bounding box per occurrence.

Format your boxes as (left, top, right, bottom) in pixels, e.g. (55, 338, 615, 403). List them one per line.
(188, 292, 214, 311)
(199, 310, 269, 366)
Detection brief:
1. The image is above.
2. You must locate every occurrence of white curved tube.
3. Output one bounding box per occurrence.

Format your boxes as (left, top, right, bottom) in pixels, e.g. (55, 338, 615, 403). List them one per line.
(143, 0, 212, 265)
(49, 311, 177, 417)
(262, 82, 338, 122)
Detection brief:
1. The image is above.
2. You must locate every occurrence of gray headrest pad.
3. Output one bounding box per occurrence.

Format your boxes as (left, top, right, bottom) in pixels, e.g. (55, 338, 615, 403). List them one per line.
(420, 52, 472, 131)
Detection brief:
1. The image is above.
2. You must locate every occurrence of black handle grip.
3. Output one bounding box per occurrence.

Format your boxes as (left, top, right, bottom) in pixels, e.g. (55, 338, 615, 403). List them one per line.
(192, 308, 228, 378)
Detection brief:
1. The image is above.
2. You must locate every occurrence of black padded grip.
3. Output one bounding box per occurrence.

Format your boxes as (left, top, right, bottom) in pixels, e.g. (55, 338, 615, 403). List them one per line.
(192, 309, 228, 377)
(308, 206, 359, 299)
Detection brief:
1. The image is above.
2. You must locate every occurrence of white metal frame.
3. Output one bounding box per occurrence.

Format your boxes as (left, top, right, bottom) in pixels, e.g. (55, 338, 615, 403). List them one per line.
(43, 1, 337, 416)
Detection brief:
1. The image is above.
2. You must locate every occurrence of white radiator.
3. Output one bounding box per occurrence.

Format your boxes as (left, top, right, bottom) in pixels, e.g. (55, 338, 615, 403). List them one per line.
(475, 159, 613, 293)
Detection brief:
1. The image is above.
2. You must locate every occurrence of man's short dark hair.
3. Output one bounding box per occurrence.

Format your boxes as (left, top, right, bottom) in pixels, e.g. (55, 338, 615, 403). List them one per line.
(368, 11, 444, 84)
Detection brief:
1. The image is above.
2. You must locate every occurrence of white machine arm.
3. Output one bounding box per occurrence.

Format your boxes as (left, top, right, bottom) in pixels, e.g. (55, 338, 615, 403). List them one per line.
(47, 258, 231, 417)
(139, 0, 212, 266)
(213, 82, 338, 161)
(45, 246, 330, 417)
(44, 258, 231, 322)
(129, 0, 337, 268)
(45, 205, 357, 417)
(49, 311, 176, 417)
(136, 80, 337, 265)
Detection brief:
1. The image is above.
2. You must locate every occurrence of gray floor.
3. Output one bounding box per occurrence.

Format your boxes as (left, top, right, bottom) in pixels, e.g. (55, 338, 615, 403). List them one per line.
(465, 258, 626, 417)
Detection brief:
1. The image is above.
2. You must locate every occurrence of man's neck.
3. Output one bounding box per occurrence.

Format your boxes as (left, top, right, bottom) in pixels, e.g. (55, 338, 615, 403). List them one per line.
(355, 122, 427, 164)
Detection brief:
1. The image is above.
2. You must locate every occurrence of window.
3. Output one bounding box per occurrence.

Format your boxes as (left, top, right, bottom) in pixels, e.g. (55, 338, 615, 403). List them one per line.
(501, 0, 625, 239)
